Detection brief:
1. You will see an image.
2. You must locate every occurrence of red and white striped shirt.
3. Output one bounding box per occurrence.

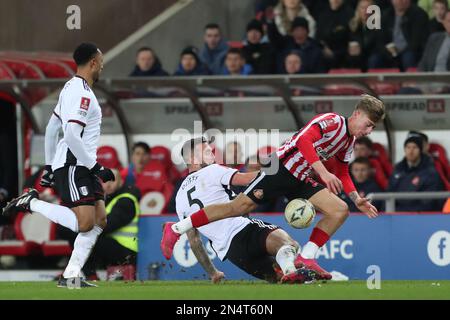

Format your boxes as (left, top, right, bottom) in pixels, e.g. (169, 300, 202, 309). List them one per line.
(276, 113, 356, 193)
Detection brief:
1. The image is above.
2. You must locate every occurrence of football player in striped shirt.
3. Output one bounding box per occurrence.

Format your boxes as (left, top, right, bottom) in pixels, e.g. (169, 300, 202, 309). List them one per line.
(162, 94, 385, 280)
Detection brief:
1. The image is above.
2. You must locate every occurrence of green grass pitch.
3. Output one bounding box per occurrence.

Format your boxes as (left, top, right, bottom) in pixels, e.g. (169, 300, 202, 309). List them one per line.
(0, 280, 449, 300)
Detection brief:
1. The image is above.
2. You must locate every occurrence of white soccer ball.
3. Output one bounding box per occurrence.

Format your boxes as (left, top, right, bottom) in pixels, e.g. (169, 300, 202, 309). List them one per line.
(284, 198, 316, 229)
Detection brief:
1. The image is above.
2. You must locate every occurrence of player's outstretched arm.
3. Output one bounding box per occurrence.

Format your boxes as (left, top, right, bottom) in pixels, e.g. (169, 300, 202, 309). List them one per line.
(65, 122, 97, 169)
(44, 113, 61, 166)
(186, 228, 224, 284)
(230, 171, 259, 186)
(312, 161, 343, 194)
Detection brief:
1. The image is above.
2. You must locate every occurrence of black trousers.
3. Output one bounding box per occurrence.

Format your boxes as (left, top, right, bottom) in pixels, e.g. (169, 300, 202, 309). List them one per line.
(57, 226, 136, 277)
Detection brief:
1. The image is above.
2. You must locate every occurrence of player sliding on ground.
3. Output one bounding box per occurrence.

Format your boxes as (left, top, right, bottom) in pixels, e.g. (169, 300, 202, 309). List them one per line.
(2, 43, 114, 288)
(174, 137, 318, 284)
(162, 94, 385, 280)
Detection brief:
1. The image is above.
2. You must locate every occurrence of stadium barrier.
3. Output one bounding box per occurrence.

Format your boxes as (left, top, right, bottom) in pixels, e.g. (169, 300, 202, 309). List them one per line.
(368, 192, 450, 212)
(137, 213, 450, 281)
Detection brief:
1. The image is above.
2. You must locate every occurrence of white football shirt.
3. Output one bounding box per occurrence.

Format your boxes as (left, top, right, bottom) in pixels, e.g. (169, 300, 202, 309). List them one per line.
(51, 76, 102, 171)
(175, 164, 250, 260)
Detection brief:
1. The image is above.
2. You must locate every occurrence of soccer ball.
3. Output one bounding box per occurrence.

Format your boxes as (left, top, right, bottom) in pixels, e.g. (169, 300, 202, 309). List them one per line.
(284, 198, 316, 229)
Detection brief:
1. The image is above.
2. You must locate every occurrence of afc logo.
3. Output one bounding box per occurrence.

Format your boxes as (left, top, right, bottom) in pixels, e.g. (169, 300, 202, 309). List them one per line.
(427, 230, 450, 266)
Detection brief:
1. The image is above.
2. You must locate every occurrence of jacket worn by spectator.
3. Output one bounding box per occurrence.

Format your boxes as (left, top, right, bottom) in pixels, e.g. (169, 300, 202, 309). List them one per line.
(199, 39, 229, 75)
(387, 154, 444, 211)
(129, 60, 169, 76)
(103, 184, 141, 235)
(242, 42, 276, 74)
(268, 21, 324, 73)
(418, 32, 450, 71)
(121, 160, 174, 213)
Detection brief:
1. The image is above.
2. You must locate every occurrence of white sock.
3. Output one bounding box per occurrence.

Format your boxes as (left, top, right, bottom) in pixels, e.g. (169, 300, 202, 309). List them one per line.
(172, 217, 193, 234)
(30, 198, 78, 232)
(63, 225, 103, 278)
(275, 245, 297, 275)
(301, 241, 319, 259)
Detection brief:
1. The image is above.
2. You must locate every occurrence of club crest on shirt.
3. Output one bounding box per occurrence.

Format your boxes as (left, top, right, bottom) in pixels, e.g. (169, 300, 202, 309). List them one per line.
(316, 146, 330, 160)
(79, 186, 89, 196)
(80, 97, 90, 110)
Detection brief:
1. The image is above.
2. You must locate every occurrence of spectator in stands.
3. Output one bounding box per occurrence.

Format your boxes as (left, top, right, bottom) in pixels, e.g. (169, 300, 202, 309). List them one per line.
(316, 0, 353, 69)
(418, 10, 450, 71)
(149, 145, 182, 184)
(199, 23, 229, 75)
(59, 169, 140, 280)
(129, 47, 168, 77)
(303, 0, 332, 21)
(174, 46, 210, 76)
(284, 51, 303, 74)
(222, 48, 253, 75)
(430, 0, 448, 33)
(273, 0, 317, 38)
(121, 142, 173, 213)
(242, 19, 276, 74)
(346, 0, 383, 70)
(376, 0, 429, 71)
(387, 134, 444, 211)
(225, 141, 245, 170)
(340, 157, 384, 212)
(268, 16, 325, 73)
(354, 137, 389, 190)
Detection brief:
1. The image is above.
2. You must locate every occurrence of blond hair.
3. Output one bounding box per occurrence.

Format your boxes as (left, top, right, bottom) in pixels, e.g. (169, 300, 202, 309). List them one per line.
(355, 94, 385, 122)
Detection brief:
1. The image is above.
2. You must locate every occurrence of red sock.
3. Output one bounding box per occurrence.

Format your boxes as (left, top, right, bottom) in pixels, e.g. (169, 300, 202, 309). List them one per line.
(309, 227, 330, 247)
(191, 209, 209, 228)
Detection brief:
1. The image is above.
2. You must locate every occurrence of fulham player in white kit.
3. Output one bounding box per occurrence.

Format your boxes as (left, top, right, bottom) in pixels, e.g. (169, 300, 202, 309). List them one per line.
(169, 137, 318, 283)
(2, 43, 114, 288)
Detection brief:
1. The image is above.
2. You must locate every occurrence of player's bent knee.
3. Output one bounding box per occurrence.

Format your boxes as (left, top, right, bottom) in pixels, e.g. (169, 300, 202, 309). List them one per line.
(267, 229, 299, 254)
(336, 201, 349, 221)
(230, 194, 257, 216)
